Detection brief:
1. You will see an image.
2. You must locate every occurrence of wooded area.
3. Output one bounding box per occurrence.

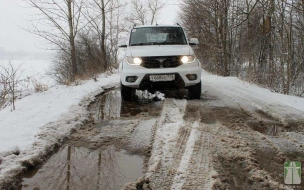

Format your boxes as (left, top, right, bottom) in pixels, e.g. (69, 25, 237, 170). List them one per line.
(25, 0, 164, 84)
(180, 0, 304, 97)
(24, 0, 304, 97)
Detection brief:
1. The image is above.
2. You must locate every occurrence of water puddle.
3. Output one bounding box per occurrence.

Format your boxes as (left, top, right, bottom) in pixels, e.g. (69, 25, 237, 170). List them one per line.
(90, 90, 163, 122)
(246, 121, 292, 136)
(17, 89, 162, 189)
(249, 125, 287, 136)
(246, 110, 296, 136)
(18, 145, 143, 190)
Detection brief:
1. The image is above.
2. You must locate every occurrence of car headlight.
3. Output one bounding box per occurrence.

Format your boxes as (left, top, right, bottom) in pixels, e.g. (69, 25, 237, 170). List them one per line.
(181, 55, 196, 64)
(125, 57, 142, 65)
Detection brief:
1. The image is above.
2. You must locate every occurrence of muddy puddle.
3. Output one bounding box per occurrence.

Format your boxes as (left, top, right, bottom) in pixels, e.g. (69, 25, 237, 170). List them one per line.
(247, 122, 290, 136)
(90, 90, 163, 122)
(17, 145, 144, 190)
(197, 105, 294, 136)
(17, 89, 159, 190)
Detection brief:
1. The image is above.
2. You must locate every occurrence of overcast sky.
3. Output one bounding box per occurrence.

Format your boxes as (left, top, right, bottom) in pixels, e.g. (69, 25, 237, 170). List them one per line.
(0, 0, 180, 53)
(0, 0, 44, 52)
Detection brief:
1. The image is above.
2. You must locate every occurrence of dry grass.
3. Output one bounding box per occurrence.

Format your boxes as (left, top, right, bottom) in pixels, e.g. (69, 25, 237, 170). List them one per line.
(32, 79, 49, 92)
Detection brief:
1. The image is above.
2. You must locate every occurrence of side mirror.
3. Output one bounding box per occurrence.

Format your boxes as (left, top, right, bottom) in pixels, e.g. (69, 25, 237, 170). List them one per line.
(118, 39, 127, 48)
(189, 38, 199, 46)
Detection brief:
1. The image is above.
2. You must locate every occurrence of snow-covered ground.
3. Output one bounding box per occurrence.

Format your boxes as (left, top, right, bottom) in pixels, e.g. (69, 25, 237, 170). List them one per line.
(201, 70, 304, 123)
(0, 74, 119, 153)
(0, 60, 120, 187)
(1, 62, 304, 188)
(0, 60, 119, 153)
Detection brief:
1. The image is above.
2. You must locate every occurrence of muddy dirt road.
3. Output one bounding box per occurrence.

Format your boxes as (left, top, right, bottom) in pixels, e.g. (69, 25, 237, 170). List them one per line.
(18, 81, 304, 189)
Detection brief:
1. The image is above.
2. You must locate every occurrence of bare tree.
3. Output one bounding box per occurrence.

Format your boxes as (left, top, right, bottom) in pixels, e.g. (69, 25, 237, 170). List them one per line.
(99, 0, 108, 71)
(181, 0, 232, 76)
(82, 0, 126, 71)
(148, 0, 166, 24)
(180, 0, 304, 97)
(106, 0, 126, 71)
(128, 0, 147, 25)
(126, 0, 165, 25)
(26, 0, 86, 81)
(0, 62, 24, 111)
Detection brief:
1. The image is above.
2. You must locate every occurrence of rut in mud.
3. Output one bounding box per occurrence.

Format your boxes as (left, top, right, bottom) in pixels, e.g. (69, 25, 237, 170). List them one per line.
(144, 92, 304, 190)
(17, 88, 304, 190)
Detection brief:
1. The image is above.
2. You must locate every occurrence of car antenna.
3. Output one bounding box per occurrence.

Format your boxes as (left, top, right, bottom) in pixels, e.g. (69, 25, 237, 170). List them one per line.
(133, 23, 137, 28)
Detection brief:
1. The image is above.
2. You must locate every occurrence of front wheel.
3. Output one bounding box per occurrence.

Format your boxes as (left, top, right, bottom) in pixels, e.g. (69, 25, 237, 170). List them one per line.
(121, 83, 136, 101)
(188, 81, 201, 100)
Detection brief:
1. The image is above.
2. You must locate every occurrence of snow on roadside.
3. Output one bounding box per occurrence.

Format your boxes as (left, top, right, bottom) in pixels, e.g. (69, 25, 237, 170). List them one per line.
(201, 70, 304, 122)
(0, 72, 120, 187)
(0, 74, 119, 153)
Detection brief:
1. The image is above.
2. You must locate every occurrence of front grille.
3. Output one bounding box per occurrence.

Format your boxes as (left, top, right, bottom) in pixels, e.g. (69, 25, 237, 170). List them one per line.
(141, 56, 182, 68)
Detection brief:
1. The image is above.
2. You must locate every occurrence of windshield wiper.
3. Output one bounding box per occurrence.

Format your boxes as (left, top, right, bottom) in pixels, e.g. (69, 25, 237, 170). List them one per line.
(161, 42, 184, 45)
(130, 43, 146, 46)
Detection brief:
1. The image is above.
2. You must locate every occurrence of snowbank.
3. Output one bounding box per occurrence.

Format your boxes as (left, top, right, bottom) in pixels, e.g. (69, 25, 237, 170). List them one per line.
(0, 71, 120, 188)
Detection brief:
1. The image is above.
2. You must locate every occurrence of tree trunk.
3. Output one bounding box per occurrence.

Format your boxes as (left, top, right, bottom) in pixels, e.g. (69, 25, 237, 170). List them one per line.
(12, 80, 15, 111)
(68, 0, 77, 81)
(101, 0, 107, 71)
(280, 1, 286, 94)
(223, 0, 229, 76)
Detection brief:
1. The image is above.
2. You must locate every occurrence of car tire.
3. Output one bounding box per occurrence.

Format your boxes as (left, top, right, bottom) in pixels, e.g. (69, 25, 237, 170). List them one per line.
(188, 81, 201, 100)
(121, 83, 136, 101)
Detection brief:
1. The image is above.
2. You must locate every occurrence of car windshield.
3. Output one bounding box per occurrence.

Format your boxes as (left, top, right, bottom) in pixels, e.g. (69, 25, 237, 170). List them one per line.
(129, 27, 187, 46)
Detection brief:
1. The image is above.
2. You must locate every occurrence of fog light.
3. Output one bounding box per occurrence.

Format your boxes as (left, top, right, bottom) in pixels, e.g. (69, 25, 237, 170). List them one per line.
(126, 76, 138, 83)
(186, 74, 197, 81)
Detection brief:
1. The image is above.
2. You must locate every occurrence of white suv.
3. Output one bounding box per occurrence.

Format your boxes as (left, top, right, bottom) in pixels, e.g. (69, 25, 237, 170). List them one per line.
(118, 25, 202, 100)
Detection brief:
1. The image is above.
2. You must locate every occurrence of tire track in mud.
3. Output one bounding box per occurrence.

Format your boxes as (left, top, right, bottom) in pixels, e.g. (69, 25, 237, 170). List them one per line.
(141, 89, 304, 189)
(178, 125, 214, 190)
(146, 99, 190, 189)
(194, 93, 303, 189)
(211, 124, 286, 189)
(173, 101, 216, 190)
(147, 99, 217, 190)
(159, 120, 192, 189)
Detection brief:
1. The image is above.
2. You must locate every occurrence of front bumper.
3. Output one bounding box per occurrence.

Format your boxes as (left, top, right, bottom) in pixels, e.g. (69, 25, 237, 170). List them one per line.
(120, 60, 202, 90)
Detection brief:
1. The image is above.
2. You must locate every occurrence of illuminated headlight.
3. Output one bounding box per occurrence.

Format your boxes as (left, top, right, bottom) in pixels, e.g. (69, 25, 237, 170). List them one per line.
(125, 57, 142, 65)
(181, 55, 196, 64)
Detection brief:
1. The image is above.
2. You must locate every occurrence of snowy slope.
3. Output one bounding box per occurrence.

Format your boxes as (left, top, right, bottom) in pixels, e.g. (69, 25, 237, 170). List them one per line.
(0, 74, 119, 153)
(201, 70, 304, 123)
(0, 68, 120, 186)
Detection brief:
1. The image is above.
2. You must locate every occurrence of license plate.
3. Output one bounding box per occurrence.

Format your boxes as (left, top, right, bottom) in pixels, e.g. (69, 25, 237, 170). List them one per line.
(150, 74, 175, 82)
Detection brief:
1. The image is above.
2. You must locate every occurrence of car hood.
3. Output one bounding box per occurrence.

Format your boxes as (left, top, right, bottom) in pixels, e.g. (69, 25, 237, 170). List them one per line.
(126, 45, 194, 57)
